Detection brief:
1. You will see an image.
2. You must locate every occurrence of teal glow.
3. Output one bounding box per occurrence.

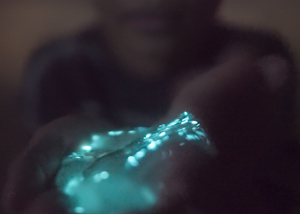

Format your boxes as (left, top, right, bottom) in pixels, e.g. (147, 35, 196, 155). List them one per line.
(93, 171, 110, 182)
(57, 111, 214, 214)
(162, 135, 170, 141)
(155, 139, 162, 145)
(81, 145, 92, 152)
(178, 131, 185, 136)
(185, 134, 199, 140)
(135, 149, 146, 159)
(159, 132, 166, 137)
(74, 207, 85, 213)
(167, 119, 180, 127)
(128, 130, 136, 134)
(64, 176, 84, 195)
(108, 130, 124, 136)
(147, 141, 157, 150)
(93, 173, 102, 183)
(69, 152, 82, 159)
(141, 187, 156, 205)
(158, 124, 166, 130)
(91, 135, 100, 141)
(127, 156, 139, 167)
(100, 171, 110, 179)
(195, 130, 206, 137)
(181, 120, 188, 125)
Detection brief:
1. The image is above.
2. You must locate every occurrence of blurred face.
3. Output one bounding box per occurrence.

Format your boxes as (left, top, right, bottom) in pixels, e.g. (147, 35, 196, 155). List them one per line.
(93, 0, 221, 78)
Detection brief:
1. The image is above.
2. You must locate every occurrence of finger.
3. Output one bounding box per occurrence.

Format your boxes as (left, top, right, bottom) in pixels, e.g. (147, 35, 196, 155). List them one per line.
(3, 115, 112, 213)
(169, 52, 263, 117)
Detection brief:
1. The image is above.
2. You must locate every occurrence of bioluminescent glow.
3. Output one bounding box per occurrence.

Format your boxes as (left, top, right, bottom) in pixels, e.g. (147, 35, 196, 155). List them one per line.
(178, 131, 185, 136)
(91, 134, 101, 141)
(69, 152, 82, 159)
(147, 141, 157, 150)
(108, 130, 124, 136)
(56, 112, 215, 214)
(127, 156, 139, 167)
(74, 206, 85, 213)
(135, 149, 146, 159)
(162, 135, 170, 141)
(64, 176, 84, 195)
(141, 187, 156, 205)
(195, 130, 206, 137)
(128, 130, 136, 134)
(155, 139, 162, 145)
(81, 145, 92, 152)
(93, 171, 110, 182)
(185, 134, 199, 141)
(99, 171, 110, 179)
(191, 120, 198, 125)
(159, 132, 166, 137)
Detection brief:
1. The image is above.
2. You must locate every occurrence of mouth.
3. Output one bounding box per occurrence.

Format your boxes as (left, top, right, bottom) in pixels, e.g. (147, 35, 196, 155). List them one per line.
(120, 11, 182, 34)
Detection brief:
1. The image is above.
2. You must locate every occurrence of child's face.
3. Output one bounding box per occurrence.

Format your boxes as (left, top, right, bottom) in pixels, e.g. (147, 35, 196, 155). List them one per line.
(94, 0, 220, 53)
(94, 0, 220, 78)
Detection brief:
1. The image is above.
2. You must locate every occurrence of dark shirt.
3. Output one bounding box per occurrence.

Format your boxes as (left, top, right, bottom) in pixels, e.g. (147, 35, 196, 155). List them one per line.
(21, 24, 296, 133)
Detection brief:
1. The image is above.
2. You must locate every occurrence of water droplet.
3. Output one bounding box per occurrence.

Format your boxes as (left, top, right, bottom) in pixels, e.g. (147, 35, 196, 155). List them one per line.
(74, 207, 85, 213)
(147, 141, 157, 150)
(127, 156, 139, 167)
(81, 145, 92, 152)
(108, 130, 124, 136)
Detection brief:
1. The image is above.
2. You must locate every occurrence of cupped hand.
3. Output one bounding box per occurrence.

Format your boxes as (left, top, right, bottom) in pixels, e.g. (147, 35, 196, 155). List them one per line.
(3, 48, 293, 214)
(167, 48, 291, 152)
(3, 116, 116, 214)
(163, 48, 295, 213)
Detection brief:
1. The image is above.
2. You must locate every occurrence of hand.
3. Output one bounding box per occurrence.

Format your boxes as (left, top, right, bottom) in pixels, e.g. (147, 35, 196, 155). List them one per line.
(3, 115, 116, 214)
(3, 48, 295, 213)
(168, 48, 291, 151)
(164, 48, 296, 212)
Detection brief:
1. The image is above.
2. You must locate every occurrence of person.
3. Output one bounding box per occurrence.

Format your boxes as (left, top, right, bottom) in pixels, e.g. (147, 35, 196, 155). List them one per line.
(3, 0, 300, 213)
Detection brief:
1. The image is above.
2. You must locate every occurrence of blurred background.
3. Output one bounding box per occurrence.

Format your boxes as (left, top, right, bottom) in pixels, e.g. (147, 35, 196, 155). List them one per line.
(0, 0, 299, 210)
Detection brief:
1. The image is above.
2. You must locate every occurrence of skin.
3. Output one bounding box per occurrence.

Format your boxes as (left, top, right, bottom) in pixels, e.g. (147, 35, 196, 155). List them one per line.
(93, 0, 221, 80)
(3, 0, 299, 213)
